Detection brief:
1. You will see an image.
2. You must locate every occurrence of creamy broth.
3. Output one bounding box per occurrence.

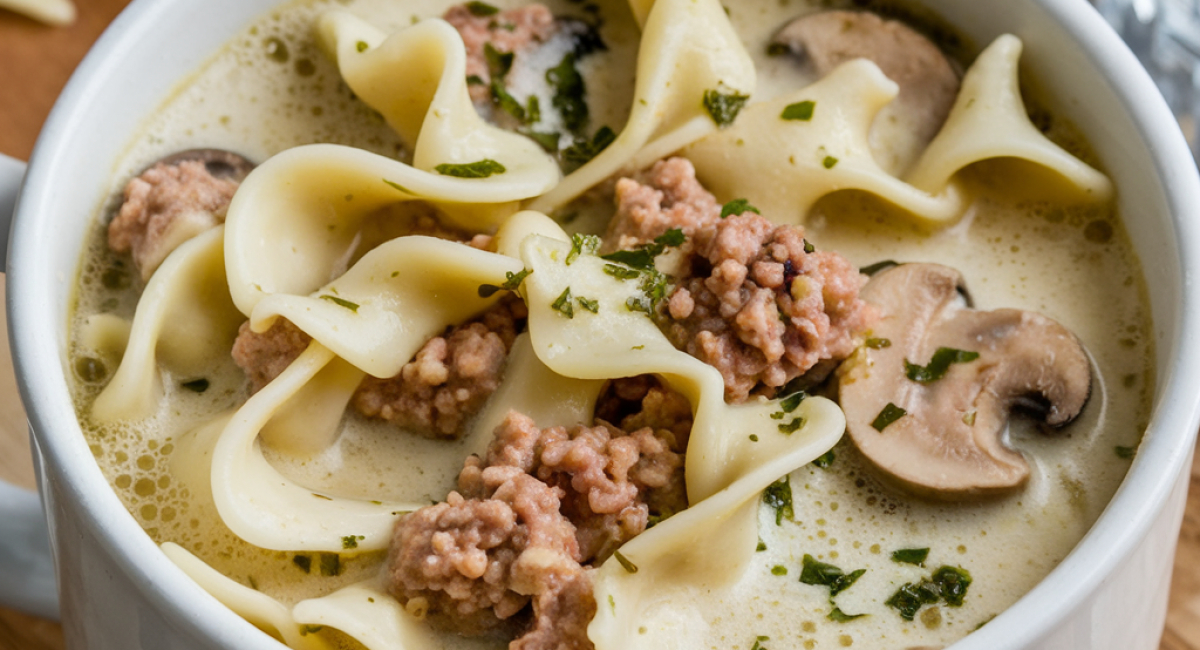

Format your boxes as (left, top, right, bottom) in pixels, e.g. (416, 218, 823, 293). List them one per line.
(68, 0, 1152, 648)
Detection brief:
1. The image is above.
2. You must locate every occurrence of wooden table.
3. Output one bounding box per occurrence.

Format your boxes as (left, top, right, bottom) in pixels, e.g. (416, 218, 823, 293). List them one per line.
(2, 2, 1200, 648)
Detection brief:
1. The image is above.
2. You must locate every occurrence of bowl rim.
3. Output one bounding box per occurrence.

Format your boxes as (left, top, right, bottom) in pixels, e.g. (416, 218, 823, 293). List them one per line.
(8, 0, 1200, 648)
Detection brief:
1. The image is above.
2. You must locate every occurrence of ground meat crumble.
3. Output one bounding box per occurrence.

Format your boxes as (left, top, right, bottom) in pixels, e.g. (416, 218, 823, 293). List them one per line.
(231, 297, 526, 438)
(387, 379, 691, 650)
(607, 157, 877, 401)
(444, 4, 558, 105)
(108, 159, 240, 281)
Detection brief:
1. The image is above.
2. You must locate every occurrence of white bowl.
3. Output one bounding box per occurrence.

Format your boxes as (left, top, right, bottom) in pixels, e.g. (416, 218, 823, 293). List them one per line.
(5, 0, 1199, 648)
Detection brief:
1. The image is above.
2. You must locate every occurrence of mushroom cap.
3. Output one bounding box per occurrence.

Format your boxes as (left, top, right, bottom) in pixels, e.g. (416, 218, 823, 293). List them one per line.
(838, 263, 1091, 500)
(772, 10, 960, 173)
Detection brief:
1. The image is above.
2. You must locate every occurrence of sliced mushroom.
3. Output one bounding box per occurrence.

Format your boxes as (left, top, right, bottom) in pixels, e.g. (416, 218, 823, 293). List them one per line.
(772, 10, 960, 174)
(838, 263, 1091, 500)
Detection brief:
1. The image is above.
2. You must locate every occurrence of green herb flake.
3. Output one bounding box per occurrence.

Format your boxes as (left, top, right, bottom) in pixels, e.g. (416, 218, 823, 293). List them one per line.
(435, 159, 507, 178)
(756, 539, 767, 552)
(577, 296, 600, 313)
(342, 535, 365, 550)
(803, 239, 816, 254)
(604, 264, 640, 281)
(872, 402, 907, 431)
(552, 287, 575, 319)
(859, 260, 898, 276)
(822, 155, 839, 169)
(292, 554, 312, 573)
(720, 198, 761, 219)
(865, 337, 891, 349)
(762, 476, 794, 526)
(904, 347, 981, 383)
(484, 42, 513, 78)
(466, 74, 486, 86)
(318, 553, 342, 577)
(181, 378, 210, 393)
(751, 636, 770, 650)
(526, 130, 560, 152)
(780, 391, 806, 413)
(566, 233, 600, 265)
(932, 565, 972, 607)
(501, 268, 532, 291)
(320, 295, 360, 312)
(655, 227, 686, 247)
(892, 548, 930, 566)
(355, 40, 369, 53)
(547, 53, 589, 133)
(885, 581, 941, 621)
(466, 1, 499, 16)
(781, 100, 815, 121)
(613, 550, 639, 573)
(799, 555, 865, 596)
(771, 565, 788, 576)
(749, 434, 759, 442)
(478, 284, 501, 298)
(561, 126, 615, 173)
(703, 88, 751, 128)
(812, 449, 835, 469)
(778, 417, 805, 434)
(490, 81, 528, 122)
(828, 606, 866, 622)
(1115, 445, 1136, 459)
(382, 178, 412, 194)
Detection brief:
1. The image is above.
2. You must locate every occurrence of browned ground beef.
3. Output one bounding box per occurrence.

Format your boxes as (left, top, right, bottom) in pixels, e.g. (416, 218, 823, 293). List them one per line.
(108, 159, 239, 280)
(353, 298, 527, 437)
(388, 384, 691, 650)
(444, 4, 557, 105)
(607, 157, 877, 401)
(231, 297, 526, 439)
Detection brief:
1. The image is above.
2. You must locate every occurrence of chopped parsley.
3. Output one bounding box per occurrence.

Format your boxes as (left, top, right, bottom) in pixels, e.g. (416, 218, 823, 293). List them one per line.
(561, 126, 615, 173)
(771, 565, 788, 576)
(799, 555, 865, 596)
(525, 130, 560, 152)
(502, 268, 533, 290)
(781, 100, 815, 121)
(778, 417, 805, 434)
(762, 476, 794, 525)
(600, 228, 685, 270)
(342, 535, 365, 550)
(566, 233, 600, 265)
(603, 264, 640, 280)
(865, 337, 891, 349)
(435, 159, 507, 178)
(749, 434, 759, 442)
(577, 296, 600, 313)
(720, 198, 761, 219)
(551, 287, 575, 318)
(613, 550, 639, 573)
(292, 554, 312, 573)
(483, 42, 513, 78)
(891, 548, 930, 566)
(859, 260, 898, 276)
(904, 347, 980, 383)
(828, 607, 866, 622)
(812, 449, 835, 469)
(355, 40, 369, 52)
(750, 636, 770, 650)
(885, 565, 973, 620)
(703, 88, 750, 127)
(319, 553, 342, 577)
(181, 378, 210, 393)
(466, 74, 485, 86)
(822, 155, 839, 169)
(803, 239, 815, 254)
(872, 403, 907, 431)
(382, 178, 412, 194)
(491, 82, 536, 123)
(465, 0, 499, 16)
(756, 538, 767, 552)
(320, 295, 360, 312)
(547, 53, 589, 133)
(1115, 445, 1136, 459)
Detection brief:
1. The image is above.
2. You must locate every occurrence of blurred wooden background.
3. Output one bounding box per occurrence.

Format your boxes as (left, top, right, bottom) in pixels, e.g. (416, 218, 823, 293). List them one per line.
(1, 1, 1199, 648)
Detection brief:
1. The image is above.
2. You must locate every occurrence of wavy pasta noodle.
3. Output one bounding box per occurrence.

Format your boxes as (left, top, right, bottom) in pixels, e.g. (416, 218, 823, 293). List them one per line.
(70, 1, 1154, 649)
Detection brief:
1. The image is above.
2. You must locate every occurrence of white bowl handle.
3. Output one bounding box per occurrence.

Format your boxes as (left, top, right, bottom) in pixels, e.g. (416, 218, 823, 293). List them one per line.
(0, 153, 60, 621)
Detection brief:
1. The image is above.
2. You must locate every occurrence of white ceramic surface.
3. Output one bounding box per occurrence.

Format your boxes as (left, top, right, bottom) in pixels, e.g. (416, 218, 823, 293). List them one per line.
(0, 0, 1197, 648)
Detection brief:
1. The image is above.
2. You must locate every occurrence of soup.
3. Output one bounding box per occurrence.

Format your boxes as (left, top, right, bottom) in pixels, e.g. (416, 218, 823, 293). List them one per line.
(67, 0, 1152, 648)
